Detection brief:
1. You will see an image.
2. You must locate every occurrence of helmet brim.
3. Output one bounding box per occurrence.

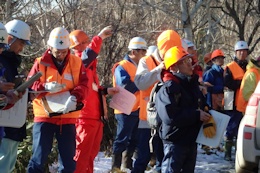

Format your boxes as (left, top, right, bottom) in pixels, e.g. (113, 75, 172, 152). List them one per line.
(25, 40, 31, 45)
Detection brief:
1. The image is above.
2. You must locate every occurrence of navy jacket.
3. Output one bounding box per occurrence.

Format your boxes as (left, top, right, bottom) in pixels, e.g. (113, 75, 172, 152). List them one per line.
(155, 72, 205, 145)
(203, 64, 224, 107)
(0, 51, 26, 142)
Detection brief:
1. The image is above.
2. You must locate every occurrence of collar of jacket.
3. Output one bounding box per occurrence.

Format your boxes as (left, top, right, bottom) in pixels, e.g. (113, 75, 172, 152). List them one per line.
(211, 64, 223, 72)
(40, 48, 70, 69)
(234, 56, 248, 70)
(1, 51, 21, 67)
(123, 54, 137, 66)
(248, 59, 260, 70)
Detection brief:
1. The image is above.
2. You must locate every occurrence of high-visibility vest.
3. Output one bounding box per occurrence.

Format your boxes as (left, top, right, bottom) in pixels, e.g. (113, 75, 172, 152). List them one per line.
(33, 54, 82, 118)
(226, 61, 245, 107)
(237, 68, 260, 113)
(112, 59, 140, 114)
(139, 56, 159, 120)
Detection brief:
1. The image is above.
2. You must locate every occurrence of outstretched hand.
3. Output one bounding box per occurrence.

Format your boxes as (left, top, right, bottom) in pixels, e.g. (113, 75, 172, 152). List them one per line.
(98, 26, 113, 40)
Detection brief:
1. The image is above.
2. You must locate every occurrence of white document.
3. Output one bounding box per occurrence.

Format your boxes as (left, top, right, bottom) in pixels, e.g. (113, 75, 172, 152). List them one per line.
(0, 89, 28, 128)
(196, 110, 230, 147)
(109, 86, 136, 115)
(44, 91, 70, 113)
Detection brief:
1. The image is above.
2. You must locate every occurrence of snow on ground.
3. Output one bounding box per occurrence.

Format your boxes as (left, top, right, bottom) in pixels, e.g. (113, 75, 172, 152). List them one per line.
(93, 146, 235, 173)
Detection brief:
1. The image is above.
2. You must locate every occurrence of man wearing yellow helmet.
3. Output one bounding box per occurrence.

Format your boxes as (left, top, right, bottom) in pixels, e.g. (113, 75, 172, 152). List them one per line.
(133, 30, 181, 173)
(155, 46, 211, 172)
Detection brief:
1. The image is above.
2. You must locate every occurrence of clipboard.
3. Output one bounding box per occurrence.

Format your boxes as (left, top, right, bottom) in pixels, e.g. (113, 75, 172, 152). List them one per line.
(0, 89, 28, 127)
(14, 72, 42, 95)
(196, 110, 230, 147)
(109, 86, 136, 115)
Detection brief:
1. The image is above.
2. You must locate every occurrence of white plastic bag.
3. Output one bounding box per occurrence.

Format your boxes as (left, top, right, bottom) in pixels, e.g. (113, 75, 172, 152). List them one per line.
(224, 90, 234, 110)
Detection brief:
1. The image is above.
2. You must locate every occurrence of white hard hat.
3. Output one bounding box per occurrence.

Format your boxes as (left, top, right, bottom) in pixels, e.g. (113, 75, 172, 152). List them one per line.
(183, 38, 196, 50)
(128, 37, 147, 50)
(47, 27, 70, 49)
(0, 22, 8, 45)
(183, 39, 194, 47)
(5, 19, 31, 45)
(181, 39, 188, 51)
(234, 41, 248, 51)
(146, 45, 157, 56)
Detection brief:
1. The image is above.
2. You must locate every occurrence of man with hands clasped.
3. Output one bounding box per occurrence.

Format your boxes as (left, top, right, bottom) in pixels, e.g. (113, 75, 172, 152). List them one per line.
(27, 27, 87, 173)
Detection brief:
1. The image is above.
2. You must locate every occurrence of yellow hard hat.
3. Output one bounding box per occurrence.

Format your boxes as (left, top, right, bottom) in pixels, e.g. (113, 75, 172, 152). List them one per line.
(164, 46, 189, 70)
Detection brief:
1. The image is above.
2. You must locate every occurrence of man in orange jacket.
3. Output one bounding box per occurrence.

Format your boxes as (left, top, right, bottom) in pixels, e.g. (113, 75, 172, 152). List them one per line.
(27, 27, 88, 173)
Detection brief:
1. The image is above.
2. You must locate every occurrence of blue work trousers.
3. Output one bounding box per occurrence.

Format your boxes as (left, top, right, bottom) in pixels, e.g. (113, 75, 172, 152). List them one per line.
(112, 114, 139, 155)
(225, 110, 243, 140)
(162, 143, 197, 173)
(132, 128, 151, 173)
(27, 122, 76, 173)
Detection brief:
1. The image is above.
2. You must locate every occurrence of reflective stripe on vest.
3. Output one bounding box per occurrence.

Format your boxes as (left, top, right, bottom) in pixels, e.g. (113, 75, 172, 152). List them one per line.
(226, 61, 245, 107)
(33, 54, 82, 118)
(237, 68, 260, 113)
(139, 56, 159, 120)
(112, 59, 140, 114)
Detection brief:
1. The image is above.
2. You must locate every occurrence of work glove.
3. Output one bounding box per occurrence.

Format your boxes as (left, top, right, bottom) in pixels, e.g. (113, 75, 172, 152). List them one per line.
(63, 95, 77, 114)
(44, 82, 65, 93)
(98, 26, 113, 40)
(203, 115, 217, 138)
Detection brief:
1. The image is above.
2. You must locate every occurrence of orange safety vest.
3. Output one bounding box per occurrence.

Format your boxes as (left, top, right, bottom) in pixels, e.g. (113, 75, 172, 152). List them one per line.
(237, 68, 260, 113)
(33, 54, 82, 118)
(112, 59, 140, 114)
(139, 56, 159, 121)
(226, 61, 245, 107)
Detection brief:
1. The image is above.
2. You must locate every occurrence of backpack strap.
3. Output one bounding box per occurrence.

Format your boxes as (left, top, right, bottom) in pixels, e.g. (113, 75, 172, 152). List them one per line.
(151, 56, 159, 66)
(148, 82, 162, 104)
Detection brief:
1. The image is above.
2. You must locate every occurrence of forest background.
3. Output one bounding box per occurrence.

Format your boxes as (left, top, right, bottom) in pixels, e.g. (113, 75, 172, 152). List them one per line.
(1, 0, 260, 172)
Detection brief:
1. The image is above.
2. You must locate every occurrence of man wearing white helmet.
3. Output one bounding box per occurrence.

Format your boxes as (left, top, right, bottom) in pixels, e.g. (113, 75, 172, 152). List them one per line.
(146, 45, 157, 56)
(0, 19, 31, 173)
(111, 37, 147, 172)
(223, 40, 249, 161)
(0, 22, 8, 144)
(26, 27, 87, 172)
(183, 39, 203, 80)
(0, 22, 8, 54)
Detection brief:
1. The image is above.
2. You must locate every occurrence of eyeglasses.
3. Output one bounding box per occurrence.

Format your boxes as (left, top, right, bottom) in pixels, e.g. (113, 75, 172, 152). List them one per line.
(179, 57, 192, 65)
(135, 49, 147, 53)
